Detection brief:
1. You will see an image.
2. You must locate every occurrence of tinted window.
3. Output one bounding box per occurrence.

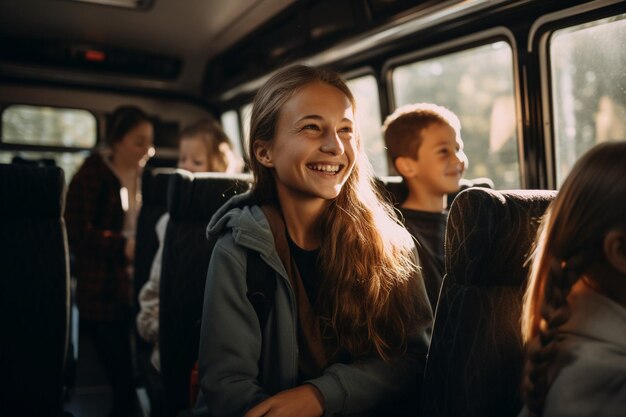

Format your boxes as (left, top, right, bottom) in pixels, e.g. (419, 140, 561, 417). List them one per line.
(2, 104, 96, 148)
(550, 14, 626, 185)
(240, 103, 253, 159)
(346, 74, 386, 176)
(221, 110, 243, 159)
(392, 41, 519, 188)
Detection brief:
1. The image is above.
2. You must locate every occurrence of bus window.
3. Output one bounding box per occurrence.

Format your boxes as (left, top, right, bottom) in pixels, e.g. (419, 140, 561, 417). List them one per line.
(1, 104, 96, 180)
(550, 13, 626, 186)
(346, 74, 386, 176)
(391, 41, 519, 189)
(240, 103, 253, 159)
(221, 109, 243, 159)
(2, 104, 96, 147)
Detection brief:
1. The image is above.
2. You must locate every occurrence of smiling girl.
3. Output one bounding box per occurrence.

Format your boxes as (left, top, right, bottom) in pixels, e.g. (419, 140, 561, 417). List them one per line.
(198, 65, 432, 417)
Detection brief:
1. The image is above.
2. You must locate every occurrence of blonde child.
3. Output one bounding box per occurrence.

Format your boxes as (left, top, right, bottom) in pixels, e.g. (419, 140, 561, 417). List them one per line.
(136, 118, 241, 373)
(520, 141, 626, 416)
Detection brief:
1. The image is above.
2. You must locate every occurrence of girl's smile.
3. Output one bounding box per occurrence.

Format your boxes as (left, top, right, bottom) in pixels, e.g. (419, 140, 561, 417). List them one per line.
(255, 81, 357, 207)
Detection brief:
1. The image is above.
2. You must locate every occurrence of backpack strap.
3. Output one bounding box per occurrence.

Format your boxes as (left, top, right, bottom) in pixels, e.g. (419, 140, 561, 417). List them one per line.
(246, 249, 276, 330)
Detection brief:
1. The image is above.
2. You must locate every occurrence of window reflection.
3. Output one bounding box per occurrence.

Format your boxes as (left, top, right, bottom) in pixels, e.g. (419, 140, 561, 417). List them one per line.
(551, 14, 626, 185)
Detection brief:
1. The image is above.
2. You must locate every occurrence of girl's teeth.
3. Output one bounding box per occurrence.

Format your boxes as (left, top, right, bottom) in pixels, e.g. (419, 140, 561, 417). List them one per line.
(310, 164, 339, 172)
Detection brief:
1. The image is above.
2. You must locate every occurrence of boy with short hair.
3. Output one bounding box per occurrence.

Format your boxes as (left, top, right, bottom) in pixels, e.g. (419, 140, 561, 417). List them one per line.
(382, 103, 467, 308)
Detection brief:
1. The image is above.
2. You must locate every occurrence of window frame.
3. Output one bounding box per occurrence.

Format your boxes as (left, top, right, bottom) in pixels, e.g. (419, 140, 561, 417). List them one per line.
(382, 27, 523, 187)
(531, 0, 625, 189)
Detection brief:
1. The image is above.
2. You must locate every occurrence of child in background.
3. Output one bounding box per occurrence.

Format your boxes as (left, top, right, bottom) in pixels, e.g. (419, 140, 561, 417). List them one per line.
(198, 64, 432, 417)
(520, 141, 626, 417)
(137, 119, 242, 371)
(382, 103, 467, 309)
(136, 118, 241, 374)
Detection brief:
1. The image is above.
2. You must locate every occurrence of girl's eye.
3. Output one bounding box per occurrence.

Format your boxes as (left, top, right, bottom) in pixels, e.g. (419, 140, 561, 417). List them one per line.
(338, 127, 353, 134)
(303, 124, 320, 131)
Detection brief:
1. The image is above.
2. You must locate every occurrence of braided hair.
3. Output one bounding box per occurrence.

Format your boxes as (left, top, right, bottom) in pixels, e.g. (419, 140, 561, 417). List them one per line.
(520, 141, 626, 416)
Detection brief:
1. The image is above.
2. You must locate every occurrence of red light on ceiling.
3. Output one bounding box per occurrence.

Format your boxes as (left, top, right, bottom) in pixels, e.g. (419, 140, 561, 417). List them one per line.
(85, 50, 106, 62)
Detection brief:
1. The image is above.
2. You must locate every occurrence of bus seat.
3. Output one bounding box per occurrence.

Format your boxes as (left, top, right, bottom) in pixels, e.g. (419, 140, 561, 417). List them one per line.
(375, 176, 494, 207)
(133, 168, 176, 339)
(419, 187, 556, 417)
(159, 171, 252, 416)
(0, 164, 71, 416)
(133, 167, 176, 415)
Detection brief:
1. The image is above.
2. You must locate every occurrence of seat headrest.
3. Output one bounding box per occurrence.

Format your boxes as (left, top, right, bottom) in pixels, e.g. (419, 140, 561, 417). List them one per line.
(142, 167, 177, 206)
(0, 164, 65, 218)
(375, 176, 496, 207)
(446, 188, 556, 286)
(375, 176, 407, 205)
(167, 170, 252, 222)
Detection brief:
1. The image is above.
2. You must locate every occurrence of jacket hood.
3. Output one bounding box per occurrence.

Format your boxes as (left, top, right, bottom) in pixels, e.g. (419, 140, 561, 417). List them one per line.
(206, 191, 276, 259)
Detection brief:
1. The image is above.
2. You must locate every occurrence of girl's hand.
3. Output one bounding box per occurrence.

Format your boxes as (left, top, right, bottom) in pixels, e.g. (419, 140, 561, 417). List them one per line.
(244, 385, 325, 417)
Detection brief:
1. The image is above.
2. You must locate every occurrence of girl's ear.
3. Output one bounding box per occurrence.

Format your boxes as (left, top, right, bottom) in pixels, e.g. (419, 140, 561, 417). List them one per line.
(603, 230, 626, 274)
(253, 139, 274, 168)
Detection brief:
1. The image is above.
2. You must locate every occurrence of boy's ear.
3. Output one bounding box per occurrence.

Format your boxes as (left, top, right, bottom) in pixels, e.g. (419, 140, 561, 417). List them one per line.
(253, 140, 274, 168)
(603, 229, 626, 274)
(394, 156, 417, 178)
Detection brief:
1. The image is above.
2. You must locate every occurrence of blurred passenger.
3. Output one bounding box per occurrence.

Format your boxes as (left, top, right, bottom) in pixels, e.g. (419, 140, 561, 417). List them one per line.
(520, 141, 626, 417)
(198, 64, 432, 417)
(382, 103, 467, 309)
(66, 105, 154, 417)
(136, 117, 240, 417)
(136, 118, 241, 373)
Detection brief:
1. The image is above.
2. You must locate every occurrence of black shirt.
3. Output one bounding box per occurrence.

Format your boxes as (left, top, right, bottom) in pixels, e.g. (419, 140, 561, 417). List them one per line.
(286, 233, 320, 305)
(398, 207, 447, 310)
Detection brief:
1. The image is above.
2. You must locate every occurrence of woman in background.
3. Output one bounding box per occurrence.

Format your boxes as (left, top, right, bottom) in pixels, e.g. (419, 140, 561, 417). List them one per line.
(66, 105, 154, 417)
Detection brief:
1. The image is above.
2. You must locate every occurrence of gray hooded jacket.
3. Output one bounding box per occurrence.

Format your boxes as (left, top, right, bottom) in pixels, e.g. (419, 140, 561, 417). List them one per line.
(198, 192, 432, 417)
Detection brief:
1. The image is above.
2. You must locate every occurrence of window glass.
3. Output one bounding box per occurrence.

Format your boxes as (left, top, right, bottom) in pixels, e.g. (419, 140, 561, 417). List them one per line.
(346, 75, 387, 176)
(221, 110, 243, 159)
(240, 103, 253, 159)
(550, 14, 626, 186)
(0, 150, 88, 183)
(2, 104, 96, 148)
(392, 41, 518, 188)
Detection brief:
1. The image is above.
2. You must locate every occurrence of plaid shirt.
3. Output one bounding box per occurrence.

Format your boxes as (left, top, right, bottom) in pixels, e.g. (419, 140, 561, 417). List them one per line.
(65, 152, 132, 321)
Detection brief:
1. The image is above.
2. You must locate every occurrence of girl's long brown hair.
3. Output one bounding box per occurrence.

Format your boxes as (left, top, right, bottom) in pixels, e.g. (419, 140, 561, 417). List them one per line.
(249, 64, 424, 361)
(520, 141, 626, 416)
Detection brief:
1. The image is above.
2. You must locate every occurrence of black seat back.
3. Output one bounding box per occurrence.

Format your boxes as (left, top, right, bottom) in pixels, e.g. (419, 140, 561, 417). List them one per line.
(133, 168, 175, 386)
(133, 168, 176, 354)
(159, 171, 252, 416)
(134, 168, 176, 306)
(0, 164, 70, 416)
(419, 188, 556, 417)
(375, 176, 494, 207)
